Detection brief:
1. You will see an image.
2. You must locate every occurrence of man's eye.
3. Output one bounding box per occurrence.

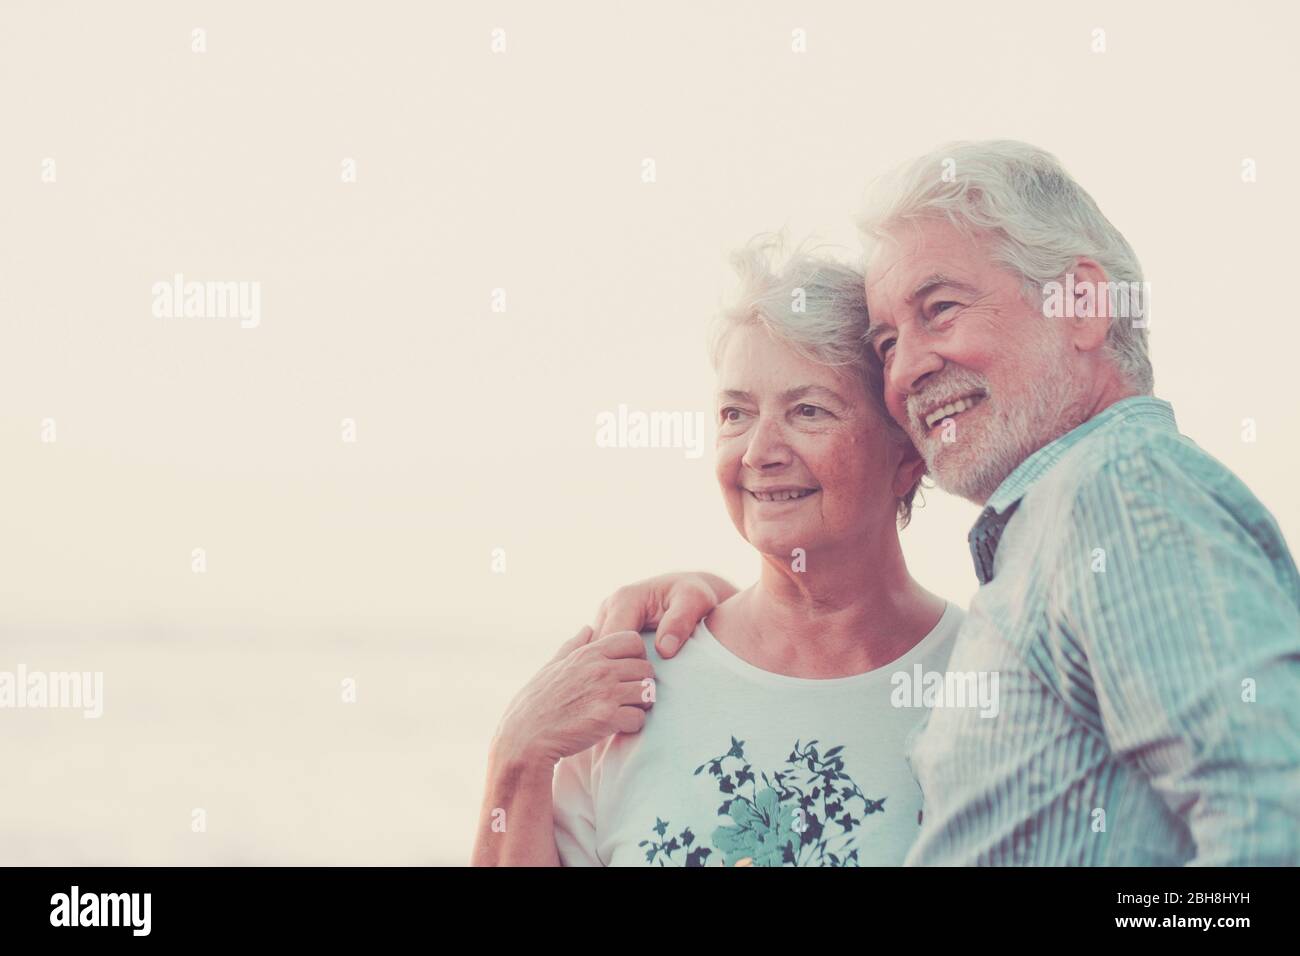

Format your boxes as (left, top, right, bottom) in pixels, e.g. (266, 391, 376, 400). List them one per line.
(878, 338, 895, 359)
(720, 407, 744, 423)
(795, 404, 825, 419)
(930, 301, 959, 318)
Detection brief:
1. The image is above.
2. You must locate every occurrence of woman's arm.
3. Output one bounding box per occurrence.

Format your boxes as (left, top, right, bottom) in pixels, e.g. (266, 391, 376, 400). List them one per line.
(471, 736, 561, 866)
(470, 627, 655, 866)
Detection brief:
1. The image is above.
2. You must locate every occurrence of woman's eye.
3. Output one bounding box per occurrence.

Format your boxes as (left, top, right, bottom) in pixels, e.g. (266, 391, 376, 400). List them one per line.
(795, 404, 825, 419)
(720, 407, 743, 423)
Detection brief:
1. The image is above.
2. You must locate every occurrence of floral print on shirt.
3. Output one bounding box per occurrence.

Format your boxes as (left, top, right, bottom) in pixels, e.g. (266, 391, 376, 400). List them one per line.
(638, 735, 887, 866)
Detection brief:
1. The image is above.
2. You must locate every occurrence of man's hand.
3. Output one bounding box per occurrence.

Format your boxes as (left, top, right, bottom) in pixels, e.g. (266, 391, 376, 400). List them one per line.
(591, 572, 738, 658)
(493, 626, 657, 770)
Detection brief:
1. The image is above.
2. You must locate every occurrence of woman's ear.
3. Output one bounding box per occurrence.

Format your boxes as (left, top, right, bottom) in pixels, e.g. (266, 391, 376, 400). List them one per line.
(891, 438, 927, 500)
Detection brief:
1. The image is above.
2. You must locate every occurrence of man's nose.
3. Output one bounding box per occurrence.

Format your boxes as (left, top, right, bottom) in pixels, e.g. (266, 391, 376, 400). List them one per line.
(741, 414, 792, 470)
(888, 331, 944, 399)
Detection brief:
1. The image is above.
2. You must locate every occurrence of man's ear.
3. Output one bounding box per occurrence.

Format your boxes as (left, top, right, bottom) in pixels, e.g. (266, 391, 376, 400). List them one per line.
(1067, 257, 1112, 354)
(892, 437, 927, 500)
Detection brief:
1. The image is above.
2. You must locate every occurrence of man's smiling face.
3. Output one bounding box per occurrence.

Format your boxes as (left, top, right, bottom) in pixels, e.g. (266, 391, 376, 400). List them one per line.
(863, 217, 1088, 504)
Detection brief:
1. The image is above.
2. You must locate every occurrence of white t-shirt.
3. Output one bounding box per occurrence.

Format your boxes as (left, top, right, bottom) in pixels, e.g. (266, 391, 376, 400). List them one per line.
(553, 602, 963, 866)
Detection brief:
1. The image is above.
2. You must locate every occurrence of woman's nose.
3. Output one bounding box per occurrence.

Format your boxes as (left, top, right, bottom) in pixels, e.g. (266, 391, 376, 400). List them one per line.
(741, 415, 792, 470)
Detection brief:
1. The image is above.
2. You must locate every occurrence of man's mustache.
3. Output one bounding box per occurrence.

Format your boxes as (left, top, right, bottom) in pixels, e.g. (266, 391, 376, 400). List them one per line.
(905, 371, 991, 434)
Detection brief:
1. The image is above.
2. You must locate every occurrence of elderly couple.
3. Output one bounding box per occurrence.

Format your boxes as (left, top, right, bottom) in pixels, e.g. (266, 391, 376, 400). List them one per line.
(472, 140, 1300, 867)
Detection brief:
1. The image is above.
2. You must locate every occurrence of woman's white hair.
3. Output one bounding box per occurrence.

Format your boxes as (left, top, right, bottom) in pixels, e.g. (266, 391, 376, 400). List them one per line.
(710, 233, 921, 527)
(856, 140, 1154, 394)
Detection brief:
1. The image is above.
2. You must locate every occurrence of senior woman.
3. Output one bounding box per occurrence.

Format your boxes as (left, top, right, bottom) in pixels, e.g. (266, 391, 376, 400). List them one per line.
(472, 236, 961, 867)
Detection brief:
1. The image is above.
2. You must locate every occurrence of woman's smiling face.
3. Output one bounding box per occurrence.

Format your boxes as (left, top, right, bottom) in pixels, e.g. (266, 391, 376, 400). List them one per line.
(715, 323, 909, 559)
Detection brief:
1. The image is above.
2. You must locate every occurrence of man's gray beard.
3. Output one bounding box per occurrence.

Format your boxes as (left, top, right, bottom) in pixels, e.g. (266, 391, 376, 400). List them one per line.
(920, 357, 1086, 505)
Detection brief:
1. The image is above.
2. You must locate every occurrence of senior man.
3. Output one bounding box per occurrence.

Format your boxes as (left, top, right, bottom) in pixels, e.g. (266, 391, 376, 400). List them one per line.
(594, 141, 1300, 865)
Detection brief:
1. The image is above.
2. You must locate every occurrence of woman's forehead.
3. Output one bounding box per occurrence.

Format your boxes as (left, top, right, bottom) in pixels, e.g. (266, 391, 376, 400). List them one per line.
(717, 335, 864, 400)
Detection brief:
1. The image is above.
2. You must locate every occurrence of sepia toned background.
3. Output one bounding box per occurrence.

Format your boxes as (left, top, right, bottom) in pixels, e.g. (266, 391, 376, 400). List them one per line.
(2, 0, 1297, 864)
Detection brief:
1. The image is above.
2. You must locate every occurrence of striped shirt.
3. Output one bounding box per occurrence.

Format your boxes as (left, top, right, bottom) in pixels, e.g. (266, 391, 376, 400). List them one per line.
(904, 396, 1300, 865)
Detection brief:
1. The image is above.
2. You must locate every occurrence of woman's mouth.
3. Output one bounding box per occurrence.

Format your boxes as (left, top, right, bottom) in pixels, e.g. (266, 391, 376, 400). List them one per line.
(747, 488, 819, 503)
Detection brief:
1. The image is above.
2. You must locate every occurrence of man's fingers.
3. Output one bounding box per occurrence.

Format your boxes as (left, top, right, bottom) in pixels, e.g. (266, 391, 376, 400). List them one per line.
(595, 604, 646, 639)
(593, 586, 655, 639)
(654, 588, 716, 658)
(590, 600, 609, 639)
(550, 625, 595, 663)
(595, 630, 648, 660)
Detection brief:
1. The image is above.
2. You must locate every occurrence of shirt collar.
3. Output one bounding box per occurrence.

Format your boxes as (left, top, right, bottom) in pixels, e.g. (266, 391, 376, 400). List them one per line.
(966, 396, 1177, 586)
(984, 395, 1178, 516)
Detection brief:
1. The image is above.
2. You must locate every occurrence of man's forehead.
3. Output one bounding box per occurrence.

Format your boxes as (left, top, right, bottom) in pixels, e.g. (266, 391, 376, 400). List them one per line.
(866, 224, 981, 302)
(864, 245, 908, 294)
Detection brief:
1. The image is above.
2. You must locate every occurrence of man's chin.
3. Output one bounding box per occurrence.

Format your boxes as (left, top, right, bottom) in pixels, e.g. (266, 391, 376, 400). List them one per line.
(926, 442, 1013, 505)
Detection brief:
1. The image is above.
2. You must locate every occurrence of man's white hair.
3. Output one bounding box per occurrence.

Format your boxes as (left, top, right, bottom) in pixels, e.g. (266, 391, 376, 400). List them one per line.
(856, 140, 1154, 394)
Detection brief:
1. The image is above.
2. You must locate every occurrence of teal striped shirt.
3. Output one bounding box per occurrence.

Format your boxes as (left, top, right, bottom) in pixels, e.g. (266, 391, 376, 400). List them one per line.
(905, 396, 1300, 865)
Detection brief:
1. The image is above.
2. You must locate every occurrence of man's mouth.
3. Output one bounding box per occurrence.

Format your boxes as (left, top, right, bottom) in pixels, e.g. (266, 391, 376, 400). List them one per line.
(747, 487, 819, 503)
(921, 392, 987, 433)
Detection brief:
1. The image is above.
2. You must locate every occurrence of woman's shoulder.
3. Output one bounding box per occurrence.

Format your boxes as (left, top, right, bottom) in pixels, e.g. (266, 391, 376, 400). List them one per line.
(912, 600, 965, 669)
(637, 622, 712, 666)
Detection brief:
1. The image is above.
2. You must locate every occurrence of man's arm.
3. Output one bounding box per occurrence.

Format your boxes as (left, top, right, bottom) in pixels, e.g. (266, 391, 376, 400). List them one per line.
(592, 572, 739, 656)
(1058, 447, 1300, 865)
